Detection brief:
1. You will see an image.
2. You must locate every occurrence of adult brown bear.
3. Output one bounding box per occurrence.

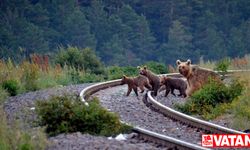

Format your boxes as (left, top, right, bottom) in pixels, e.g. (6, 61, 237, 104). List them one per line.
(176, 59, 221, 96)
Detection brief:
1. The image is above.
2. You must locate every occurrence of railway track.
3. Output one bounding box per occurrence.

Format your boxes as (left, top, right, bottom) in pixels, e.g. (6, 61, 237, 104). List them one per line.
(80, 71, 246, 150)
(80, 78, 207, 150)
(144, 91, 245, 134)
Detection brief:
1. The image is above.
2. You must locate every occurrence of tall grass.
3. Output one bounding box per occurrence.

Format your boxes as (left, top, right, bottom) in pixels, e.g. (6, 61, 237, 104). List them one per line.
(0, 107, 48, 150)
(198, 57, 216, 69)
(0, 59, 106, 95)
(0, 87, 9, 104)
(198, 55, 250, 70)
(230, 72, 250, 130)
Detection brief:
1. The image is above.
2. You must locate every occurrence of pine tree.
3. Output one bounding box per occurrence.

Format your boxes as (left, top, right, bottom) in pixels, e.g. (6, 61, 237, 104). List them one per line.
(61, 9, 96, 49)
(117, 5, 156, 62)
(160, 20, 193, 63)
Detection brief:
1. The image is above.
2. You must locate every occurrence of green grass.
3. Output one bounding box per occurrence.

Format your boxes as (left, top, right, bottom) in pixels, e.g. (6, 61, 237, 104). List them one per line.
(175, 78, 244, 120)
(0, 107, 48, 150)
(0, 87, 9, 104)
(229, 72, 250, 130)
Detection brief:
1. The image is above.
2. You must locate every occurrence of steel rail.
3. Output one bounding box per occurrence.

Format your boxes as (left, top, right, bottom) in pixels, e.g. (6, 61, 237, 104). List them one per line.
(80, 76, 208, 150)
(79, 70, 249, 149)
(145, 91, 245, 134)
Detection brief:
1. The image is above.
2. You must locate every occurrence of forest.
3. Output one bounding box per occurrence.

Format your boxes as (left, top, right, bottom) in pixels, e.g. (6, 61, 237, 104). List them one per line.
(1, 1, 250, 148)
(1, 0, 250, 66)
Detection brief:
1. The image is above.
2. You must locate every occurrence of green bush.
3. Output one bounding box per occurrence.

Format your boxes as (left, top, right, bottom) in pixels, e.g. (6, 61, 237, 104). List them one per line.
(144, 61, 168, 74)
(107, 62, 168, 80)
(80, 73, 104, 83)
(175, 78, 244, 117)
(2, 80, 20, 96)
(55, 46, 105, 74)
(107, 66, 138, 80)
(35, 95, 132, 136)
(214, 58, 230, 78)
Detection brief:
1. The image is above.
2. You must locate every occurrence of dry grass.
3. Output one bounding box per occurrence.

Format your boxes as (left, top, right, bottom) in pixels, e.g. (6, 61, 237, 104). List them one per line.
(0, 59, 92, 94)
(198, 57, 216, 69)
(230, 72, 250, 130)
(198, 55, 250, 70)
(230, 55, 249, 70)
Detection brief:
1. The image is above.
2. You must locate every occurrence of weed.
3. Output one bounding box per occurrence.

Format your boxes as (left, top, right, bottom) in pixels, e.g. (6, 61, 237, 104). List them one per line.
(35, 95, 132, 136)
(175, 78, 244, 119)
(2, 79, 20, 96)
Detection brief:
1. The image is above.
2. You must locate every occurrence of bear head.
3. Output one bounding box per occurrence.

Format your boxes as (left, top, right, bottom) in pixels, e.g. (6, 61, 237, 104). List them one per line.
(176, 59, 192, 77)
(138, 66, 148, 76)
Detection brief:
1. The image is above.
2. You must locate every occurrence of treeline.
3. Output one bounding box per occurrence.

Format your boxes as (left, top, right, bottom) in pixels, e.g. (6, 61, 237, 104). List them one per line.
(0, 0, 250, 65)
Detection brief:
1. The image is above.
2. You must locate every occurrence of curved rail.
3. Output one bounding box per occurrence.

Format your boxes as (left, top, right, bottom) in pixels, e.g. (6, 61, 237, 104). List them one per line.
(145, 91, 245, 134)
(80, 76, 208, 150)
(80, 70, 248, 149)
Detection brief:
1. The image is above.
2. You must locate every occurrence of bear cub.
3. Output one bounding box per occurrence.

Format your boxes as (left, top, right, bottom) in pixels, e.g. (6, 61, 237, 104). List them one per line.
(138, 66, 161, 96)
(160, 76, 187, 98)
(121, 75, 152, 96)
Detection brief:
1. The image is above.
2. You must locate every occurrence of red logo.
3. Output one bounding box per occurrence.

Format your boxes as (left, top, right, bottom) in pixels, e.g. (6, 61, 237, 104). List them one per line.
(202, 134, 250, 148)
(202, 135, 213, 147)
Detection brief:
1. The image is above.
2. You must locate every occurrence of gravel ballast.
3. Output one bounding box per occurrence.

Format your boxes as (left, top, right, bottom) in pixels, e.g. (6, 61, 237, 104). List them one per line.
(3, 82, 236, 149)
(93, 85, 203, 145)
(156, 88, 234, 128)
(3, 84, 166, 150)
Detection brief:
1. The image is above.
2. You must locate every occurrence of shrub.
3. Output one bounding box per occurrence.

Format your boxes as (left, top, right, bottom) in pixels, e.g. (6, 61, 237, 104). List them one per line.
(107, 61, 168, 80)
(2, 79, 20, 96)
(144, 61, 168, 74)
(214, 58, 230, 78)
(107, 66, 124, 80)
(35, 95, 132, 136)
(175, 78, 244, 118)
(55, 46, 104, 74)
(80, 73, 104, 83)
(107, 66, 138, 80)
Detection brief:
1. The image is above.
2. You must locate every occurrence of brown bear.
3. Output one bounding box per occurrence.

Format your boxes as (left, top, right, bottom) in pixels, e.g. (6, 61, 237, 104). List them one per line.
(121, 75, 152, 96)
(176, 59, 221, 96)
(138, 66, 160, 96)
(160, 76, 187, 98)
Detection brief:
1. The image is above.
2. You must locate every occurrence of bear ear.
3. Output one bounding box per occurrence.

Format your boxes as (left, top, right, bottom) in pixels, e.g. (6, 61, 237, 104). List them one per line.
(137, 66, 141, 69)
(186, 59, 191, 65)
(122, 75, 126, 78)
(143, 66, 147, 70)
(176, 60, 181, 65)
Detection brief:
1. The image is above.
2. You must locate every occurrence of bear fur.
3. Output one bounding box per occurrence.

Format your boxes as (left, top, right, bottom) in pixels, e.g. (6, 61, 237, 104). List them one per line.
(176, 59, 221, 96)
(138, 66, 160, 96)
(160, 76, 187, 98)
(121, 75, 152, 96)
